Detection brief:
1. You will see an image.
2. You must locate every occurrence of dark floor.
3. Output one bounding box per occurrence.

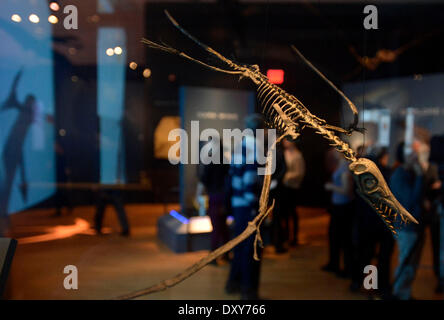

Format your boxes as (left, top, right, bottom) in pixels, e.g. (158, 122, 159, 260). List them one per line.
(3, 204, 443, 300)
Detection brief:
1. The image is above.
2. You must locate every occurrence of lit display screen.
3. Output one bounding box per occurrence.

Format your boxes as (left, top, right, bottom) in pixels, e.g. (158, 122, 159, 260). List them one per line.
(97, 27, 127, 184)
(0, 0, 55, 215)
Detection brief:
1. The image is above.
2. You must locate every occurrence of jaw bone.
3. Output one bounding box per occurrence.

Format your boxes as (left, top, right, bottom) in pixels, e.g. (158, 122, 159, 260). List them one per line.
(349, 158, 418, 235)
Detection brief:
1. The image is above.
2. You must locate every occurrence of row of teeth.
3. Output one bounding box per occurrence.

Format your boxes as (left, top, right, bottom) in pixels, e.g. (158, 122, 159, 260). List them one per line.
(376, 200, 393, 216)
(372, 201, 397, 235)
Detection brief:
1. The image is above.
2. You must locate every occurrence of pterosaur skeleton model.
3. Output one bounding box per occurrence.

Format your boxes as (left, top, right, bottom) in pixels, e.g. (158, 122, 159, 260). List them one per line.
(116, 11, 418, 300)
(145, 10, 418, 232)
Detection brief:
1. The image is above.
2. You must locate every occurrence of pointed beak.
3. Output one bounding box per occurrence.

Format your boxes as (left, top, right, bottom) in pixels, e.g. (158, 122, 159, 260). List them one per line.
(349, 158, 419, 235)
(388, 191, 419, 225)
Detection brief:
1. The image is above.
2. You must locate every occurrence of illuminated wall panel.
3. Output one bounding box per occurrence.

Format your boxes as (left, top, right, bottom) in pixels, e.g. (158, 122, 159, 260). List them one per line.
(0, 0, 55, 215)
(97, 28, 127, 184)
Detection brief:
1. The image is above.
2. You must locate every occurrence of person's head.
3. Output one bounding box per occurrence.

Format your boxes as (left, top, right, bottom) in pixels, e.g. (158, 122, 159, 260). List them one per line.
(396, 142, 405, 164)
(282, 137, 298, 150)
(325, 147, 339, 174)
(404, 152, 421, 174)
(416, 139, 430, 168)
(331, 146, 345, 162)
(356, 144, 367, 158)
(411, 139, 422, 155)
(24, 94, 36, 109)
(374, 147, 389, 168)
(244, 113, 265, 131)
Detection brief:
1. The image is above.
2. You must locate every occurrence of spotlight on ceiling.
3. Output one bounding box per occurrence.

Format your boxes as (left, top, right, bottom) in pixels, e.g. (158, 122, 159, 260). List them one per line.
(29, 14, 40, 24)
(11, 14, 22, 23)
(143, 68, 152, 78)
(129, 62, 137, 70)
(114, 46, 123, 55)
(48, 15, 58, 24)
(49, 2, 60, 11)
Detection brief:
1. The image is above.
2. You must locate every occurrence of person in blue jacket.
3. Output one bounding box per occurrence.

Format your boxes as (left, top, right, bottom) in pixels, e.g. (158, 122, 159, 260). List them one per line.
(390, 142, 424, 300)
(225, 114, 265, 300)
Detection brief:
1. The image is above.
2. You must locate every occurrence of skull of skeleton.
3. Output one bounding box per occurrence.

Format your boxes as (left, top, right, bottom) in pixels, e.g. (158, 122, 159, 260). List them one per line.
(349, 158, 418, 235)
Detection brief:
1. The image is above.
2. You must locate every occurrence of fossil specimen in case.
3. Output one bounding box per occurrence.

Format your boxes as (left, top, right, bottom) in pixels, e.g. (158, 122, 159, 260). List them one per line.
(115, 12, 420, 299)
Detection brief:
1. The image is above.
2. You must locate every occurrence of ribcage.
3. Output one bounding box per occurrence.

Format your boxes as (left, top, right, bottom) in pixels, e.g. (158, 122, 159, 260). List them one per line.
(256, 80, 319, 135)
(256, 78, 357, 162)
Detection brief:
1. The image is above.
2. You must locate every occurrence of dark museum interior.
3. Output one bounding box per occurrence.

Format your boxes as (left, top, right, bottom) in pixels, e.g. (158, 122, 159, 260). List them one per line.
(1, 0, 444, 301)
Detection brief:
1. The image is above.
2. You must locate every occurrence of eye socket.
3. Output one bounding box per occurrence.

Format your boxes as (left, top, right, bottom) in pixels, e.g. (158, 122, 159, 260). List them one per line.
(362, 176, 377, 191)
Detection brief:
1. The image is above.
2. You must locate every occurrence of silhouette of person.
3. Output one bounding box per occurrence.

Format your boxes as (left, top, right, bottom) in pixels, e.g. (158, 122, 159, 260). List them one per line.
(0, 69, 52, 234)
(94, 119, 130, 237)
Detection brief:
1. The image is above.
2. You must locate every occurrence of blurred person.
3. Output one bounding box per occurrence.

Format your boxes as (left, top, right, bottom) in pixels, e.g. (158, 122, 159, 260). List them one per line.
(350, 147, 395, 298)
(390, 142, 424, 300)
(324, 147, 339, 177)
(322, 149, 355, 277)
(225, 114, 265, 300)
(94, 188, 130, 237)
(197, 137, 230, 264)
(430, 135, 444, 294)
(420, 142, 444, 293)
(281, 138, 305, 246)
(269, 142, 287, 253)
(356, 144, 368, 158)
(0, 69, 53, 235)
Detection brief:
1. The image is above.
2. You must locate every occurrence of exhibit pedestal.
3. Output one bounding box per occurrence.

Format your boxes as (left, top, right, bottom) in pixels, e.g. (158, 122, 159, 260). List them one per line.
(157, 213, 212, 253)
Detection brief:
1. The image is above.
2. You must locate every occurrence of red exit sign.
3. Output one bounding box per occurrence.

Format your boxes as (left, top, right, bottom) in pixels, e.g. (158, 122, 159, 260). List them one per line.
(267, 69, 284, 84)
